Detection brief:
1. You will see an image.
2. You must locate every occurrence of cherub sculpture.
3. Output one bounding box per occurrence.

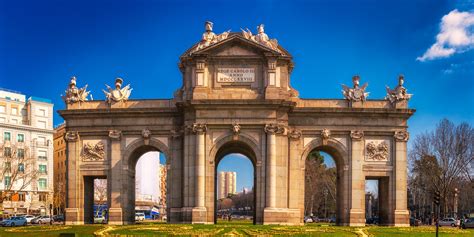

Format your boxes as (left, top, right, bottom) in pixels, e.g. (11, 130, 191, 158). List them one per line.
(242, 24, 280, 52)
(194, 21, 230, 52)
(385, 75, 412, 103)
(62, 76, 90, 104)
(342, 75, 369, 101)
(103, 78, 132, 104)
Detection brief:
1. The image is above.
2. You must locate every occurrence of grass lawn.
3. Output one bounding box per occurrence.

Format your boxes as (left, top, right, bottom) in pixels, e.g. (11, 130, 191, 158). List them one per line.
(0, 222, 472, 236)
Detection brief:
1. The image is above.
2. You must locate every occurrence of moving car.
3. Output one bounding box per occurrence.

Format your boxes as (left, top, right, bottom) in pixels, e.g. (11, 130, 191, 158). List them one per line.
(1, 217, 27, 227)
(439, 217, 456, 227)
(462, 218, 474, 229)
(31, 216, 51, 224)
(135, 213, 145, 222)
(94, 216, 106, 224)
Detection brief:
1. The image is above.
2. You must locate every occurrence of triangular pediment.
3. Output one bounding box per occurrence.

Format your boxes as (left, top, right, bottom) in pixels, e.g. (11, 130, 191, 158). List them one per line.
(181, 33, 291, 59)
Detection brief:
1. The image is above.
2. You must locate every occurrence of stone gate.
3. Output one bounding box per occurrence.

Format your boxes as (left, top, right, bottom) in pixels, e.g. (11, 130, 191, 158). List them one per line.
(59, 22, 414, 226)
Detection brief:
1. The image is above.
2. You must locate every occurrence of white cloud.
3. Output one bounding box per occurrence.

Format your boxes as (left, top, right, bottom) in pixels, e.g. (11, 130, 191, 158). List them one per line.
(417, 9, 474, 61)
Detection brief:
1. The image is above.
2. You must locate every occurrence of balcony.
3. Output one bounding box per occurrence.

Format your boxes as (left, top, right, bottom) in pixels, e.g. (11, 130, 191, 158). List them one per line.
(37, 156, 47, 160)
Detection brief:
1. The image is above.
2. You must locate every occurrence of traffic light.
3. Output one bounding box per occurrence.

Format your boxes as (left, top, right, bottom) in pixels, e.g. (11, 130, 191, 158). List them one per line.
(434, 190, 440, 205)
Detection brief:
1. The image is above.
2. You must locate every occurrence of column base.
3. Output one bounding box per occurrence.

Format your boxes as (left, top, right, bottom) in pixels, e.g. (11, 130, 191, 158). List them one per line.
(393, 210, 410, 227)
(349, 209, 365, 226)
(65, 208, 81, 225)
(191, 207, 210, 224)
(263, 208, 302, 225)
(108, 207, 123, 225)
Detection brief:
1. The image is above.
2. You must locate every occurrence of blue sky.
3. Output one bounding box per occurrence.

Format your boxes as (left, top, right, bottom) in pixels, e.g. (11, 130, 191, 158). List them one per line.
(1, 1, 473, 196)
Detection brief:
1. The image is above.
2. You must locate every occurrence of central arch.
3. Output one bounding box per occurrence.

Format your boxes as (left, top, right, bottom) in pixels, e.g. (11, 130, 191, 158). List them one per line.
(301, 138, 350, 225)
(209, 134, 262, 224)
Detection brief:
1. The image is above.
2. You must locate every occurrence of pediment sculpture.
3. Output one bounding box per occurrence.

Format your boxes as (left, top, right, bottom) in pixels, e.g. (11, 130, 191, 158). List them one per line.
(193, 21, 230, 53)
(242, 24, 280, 52)
(81, 141, 105, 161)
(342, 75, 369, 102)
(385, 75, 413, 103)
(62, 76, 90, 104)
(103, 78, 132, 104)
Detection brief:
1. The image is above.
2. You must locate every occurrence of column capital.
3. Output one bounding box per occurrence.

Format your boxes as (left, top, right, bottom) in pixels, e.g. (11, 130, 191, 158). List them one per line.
(288, 128, 302, 140)
(64, 131, 79, 142)
(394, 130, 409, 142)
(192, 123, 207, 134)
(108, 130, 122, 140)
(350, 130, 364, 140)
(264, 124, 285, 135)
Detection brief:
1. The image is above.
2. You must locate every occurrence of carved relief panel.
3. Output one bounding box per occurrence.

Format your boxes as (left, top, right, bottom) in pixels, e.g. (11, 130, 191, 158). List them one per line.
(364, 138, 391, 162)
(81, 139, 107, 161)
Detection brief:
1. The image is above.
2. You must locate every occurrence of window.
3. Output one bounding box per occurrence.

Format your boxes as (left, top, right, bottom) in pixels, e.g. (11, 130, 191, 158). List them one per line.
(17, 148, 24, 158)
(17, 134, 24, 142)
(39, 164, 47, 174)
(37, 108, 46, 116)
(4, 176, 11, 187)
(38, 178, 47, 189)
(37, 136, 46, 145)
(18, 163, 24, 173)
(38, 150, 47, 160)
(11, 107, 18, 115)
(4, 162, 11, 172)
(0, 105, 5, 113)
(18, 193, 25, 201)
(4, 147, 11, 157)
(4, 132, 10, 141)
(39, 193, 47, 202)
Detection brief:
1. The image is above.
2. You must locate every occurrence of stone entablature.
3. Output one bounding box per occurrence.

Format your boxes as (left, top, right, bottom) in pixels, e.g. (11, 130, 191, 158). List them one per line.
(59, 22, 414, 227)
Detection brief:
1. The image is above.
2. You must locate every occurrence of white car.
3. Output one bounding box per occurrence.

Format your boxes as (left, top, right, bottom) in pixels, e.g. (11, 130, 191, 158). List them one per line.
(304, 216, 314, 223)
(94, 216, 106, 224)
(23, 215, 36, 224)
(439, 218, 457, 227)
(135, 213, 145, 222)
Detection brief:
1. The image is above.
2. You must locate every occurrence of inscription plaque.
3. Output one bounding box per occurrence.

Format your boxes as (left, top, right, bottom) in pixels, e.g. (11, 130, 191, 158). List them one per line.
(217, 68, 255, 82)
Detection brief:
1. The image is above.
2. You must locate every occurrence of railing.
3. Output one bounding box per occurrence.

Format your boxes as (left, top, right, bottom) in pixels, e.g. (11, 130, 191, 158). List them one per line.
(38, 156, 47, 160)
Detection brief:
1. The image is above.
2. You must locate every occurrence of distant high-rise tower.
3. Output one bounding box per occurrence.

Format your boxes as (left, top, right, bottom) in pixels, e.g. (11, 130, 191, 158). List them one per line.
(218, 171, 236, 199)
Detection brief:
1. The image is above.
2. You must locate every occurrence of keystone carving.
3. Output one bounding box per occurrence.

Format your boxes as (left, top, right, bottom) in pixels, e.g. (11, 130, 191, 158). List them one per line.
(366, 141, 389, 161)
(394, 130, 410, 142)
(64, 131, 79, 142)
(81, 141, 105, 161)
(232, 123, 241, 135)
(288, 129, 302, 140)
(350, 130, 364, 140)
(142, 129, 151, 139)
(108, 130, 121, 140)
(321, 129, 331, 145)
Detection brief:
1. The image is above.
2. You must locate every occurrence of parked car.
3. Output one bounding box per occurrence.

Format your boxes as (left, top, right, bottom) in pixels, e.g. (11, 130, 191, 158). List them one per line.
(22, 215, 36, 224)
(1, 217, 27, 227)
(304, 216, 314, 223)
(53, 215, 64, 222)
(31, 216, 51, 224)
(439, 217, 457, 227)
(329, 217, 336, 223)
(462, 218, 474, 229)
(94, 216, 106, 224)
(410, 217, 421, 226)
(135, 213, 145, 222)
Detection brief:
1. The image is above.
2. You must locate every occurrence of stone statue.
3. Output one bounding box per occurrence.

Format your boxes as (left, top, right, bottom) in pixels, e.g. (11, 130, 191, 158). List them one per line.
(103, 78, 132, 103)
(62, 76, 90, 104)
(194, 21, 230, 52)
(242, 24, 280, 52)
(385, 75, 412, 103)
(342, 75, 369, 101)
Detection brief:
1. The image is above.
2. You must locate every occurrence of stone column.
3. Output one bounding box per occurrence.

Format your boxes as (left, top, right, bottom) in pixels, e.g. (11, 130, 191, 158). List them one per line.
(191, 123, 207, 223)
(264, 124, 279, 208)
(393, 131, 410, 226)
(108, 130, 124, 225)
(64, 131, 80, 225)
(193, 124, 207, 207)
(349, 130, 365, 226)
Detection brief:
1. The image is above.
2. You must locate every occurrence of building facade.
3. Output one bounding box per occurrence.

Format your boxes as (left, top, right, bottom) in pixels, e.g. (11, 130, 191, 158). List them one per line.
(60, 23, 414, 226)
(53, 123, 66, 215)
(0, 89, 54, 216)
(218, 171, 236, 199)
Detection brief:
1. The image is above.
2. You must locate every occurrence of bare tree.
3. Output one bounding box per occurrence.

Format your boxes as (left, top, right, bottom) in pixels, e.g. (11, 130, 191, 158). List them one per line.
(94, 179, 107, 217)
(0, 143, 39, 212)
(409, 119, 474, 218)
